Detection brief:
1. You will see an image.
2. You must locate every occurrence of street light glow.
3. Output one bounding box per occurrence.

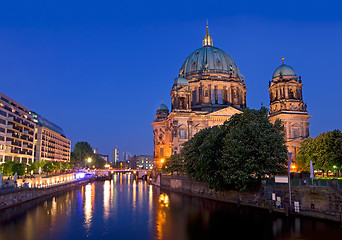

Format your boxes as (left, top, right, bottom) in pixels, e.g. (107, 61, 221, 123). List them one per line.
(88, 158, 92, 163)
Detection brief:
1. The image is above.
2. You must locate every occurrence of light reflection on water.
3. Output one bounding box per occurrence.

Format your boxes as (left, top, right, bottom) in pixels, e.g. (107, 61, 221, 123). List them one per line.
(0, 173, 341, 240)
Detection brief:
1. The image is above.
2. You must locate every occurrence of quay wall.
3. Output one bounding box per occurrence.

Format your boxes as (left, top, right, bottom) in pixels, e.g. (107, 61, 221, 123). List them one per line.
(0, 178, 93, 210)
(158, 174, 342, 222)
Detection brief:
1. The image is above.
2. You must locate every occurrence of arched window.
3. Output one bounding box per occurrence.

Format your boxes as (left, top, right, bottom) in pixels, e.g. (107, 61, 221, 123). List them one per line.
(291, 124, 301, 138)
(178, 125, 187, 139)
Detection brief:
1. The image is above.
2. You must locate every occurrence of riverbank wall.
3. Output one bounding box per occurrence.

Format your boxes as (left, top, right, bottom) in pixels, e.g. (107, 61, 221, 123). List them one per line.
(157, 174, 342, 222)
(0, 177, 94, 210)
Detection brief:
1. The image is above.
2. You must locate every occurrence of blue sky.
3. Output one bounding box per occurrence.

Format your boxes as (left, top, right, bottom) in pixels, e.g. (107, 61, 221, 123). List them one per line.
(0, 0, 341, 157)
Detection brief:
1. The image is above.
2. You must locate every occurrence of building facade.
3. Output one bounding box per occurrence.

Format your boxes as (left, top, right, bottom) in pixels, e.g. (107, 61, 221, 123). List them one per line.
(0, 92, 35, 164)
(31, 112, 71, 162)
(268, 58, 311, 160)
(0, 92, 71, 165)
(152, 26, 310, 172)
(112, 147, 119, 165)
(128, 155, 153, 170)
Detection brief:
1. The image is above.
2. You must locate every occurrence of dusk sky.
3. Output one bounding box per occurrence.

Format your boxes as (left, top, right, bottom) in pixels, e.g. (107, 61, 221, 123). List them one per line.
(0, 0, 341, 157)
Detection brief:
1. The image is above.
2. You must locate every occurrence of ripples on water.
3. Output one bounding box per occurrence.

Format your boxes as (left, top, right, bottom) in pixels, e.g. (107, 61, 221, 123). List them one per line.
(0, 173, 341, 240)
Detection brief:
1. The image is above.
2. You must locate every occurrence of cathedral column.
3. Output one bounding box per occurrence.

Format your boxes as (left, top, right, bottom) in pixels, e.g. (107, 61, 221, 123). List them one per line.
(208, 84, 212, 103)
(214, 86, 218, 104)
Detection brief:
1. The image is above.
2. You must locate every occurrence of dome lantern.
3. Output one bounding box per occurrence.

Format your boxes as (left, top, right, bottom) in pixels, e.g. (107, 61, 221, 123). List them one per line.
(202, 24, 213, 47)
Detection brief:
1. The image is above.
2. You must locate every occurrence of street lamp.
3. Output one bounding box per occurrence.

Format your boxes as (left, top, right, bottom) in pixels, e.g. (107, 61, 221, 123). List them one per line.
(85, 158, 92, 169)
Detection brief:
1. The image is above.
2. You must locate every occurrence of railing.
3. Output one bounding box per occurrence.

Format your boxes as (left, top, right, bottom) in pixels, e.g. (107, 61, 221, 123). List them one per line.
(264, 177, 342, 190)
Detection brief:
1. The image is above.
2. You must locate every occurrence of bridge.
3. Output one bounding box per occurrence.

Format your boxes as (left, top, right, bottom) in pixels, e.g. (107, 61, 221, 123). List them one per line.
(95, 169, 151, 179)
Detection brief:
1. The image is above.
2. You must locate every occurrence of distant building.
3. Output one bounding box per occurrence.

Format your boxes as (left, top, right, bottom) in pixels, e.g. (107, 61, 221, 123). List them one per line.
(112, 147, 119, 165)
(122, 151, 132, 162)
(0, 92, 35, 164)
(30, 111, 71, 162)
(129, 155, 153, 170)
(99, 154, 109, 163)
(92, 147, 98, 154)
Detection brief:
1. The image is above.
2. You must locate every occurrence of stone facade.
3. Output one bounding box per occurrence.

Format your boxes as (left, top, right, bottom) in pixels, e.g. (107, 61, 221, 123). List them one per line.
(268, 60, 311, 160)
(152, 28, 311, 172)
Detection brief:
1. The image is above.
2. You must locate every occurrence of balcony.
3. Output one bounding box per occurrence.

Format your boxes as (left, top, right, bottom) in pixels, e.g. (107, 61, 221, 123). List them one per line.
(6, 117, 13, 121)
(5, 133, 12, 137)
(6, 125, 13, 130)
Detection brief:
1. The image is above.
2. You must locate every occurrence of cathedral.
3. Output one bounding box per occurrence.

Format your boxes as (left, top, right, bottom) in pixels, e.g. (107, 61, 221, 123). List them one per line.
(152, 26, 311, 172)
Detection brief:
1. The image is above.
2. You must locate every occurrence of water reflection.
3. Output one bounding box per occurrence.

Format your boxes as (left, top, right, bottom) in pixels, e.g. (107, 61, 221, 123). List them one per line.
(0, 174, 341, 240)
(103, 180, 110, 220)
(84, 183, 94, 232)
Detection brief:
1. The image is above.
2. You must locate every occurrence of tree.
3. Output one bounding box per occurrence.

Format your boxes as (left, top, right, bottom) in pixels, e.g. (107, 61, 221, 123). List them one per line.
(93, 154, 106, 169)
(12, 163, 26, 176)
(71, 142, 93, 167)
(182, 127, 212, 181)
(179, 107, 288, 191)
(220, 107, 288, 191)
(162, 153, 184, 174)
(297, 130, 342, 175)
(43, 161, 57, 173)
(2, 161, 14, 176)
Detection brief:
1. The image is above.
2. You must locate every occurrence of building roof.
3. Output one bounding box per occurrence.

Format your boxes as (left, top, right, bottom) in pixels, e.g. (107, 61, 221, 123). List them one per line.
(178, 25, 242, 79)
(273, 63, 297, 78)
(173, 77, 189, 86)
(30, 111, 66, 137)
(157, 103, 169, 111)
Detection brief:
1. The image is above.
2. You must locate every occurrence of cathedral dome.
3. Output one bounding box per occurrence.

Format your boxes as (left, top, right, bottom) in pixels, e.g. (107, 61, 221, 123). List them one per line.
(157, 103, 168, 111)
(178, 25, 242, 80)
(173, 77, 189, 86)
(273, 63, 296, 78)
(179, 46, 242, 79)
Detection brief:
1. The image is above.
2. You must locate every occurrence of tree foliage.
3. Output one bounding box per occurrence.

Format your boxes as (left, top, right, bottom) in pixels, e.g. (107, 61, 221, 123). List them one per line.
(296, 130, 342, 172)
(164, 107, 288, 191)
(71, 141, 93, 167)
(162, 153, 184, 174)
(219, 107, 287, 191)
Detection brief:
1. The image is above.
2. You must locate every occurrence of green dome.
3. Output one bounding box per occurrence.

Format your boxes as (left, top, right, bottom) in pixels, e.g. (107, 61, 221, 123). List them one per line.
(273, 63, 296, 78)
(174, 77, 189, 86)
(157, 103, 168, 111)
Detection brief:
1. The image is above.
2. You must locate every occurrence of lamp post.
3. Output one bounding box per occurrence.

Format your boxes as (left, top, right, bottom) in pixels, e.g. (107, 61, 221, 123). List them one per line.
(87, 158, 92, 169)
(288, 153, 292, 209)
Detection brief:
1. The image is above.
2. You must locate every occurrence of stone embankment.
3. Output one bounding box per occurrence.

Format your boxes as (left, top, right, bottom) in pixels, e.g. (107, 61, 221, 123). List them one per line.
(0, 177, 94, 210)
(157, 174, 342, 222)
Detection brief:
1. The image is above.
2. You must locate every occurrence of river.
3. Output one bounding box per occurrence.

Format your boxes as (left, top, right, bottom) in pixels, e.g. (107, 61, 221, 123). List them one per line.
(0, 173, 341, 240)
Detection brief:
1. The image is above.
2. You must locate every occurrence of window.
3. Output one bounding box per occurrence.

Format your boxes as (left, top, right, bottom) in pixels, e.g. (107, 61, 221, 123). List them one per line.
(160, 148, 164, 157)
(179, 130, 186, 139)
(218, 89, 223, 104)
(211, 89, 215, 104)
(1, 97, 9, 103)
(192, 91, 197, 105)
(0, 110, 6, 117)
(293, 128, 298, 138)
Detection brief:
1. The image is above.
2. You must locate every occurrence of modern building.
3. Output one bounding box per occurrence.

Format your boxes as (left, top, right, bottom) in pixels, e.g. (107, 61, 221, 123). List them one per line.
(128, 155, 153, 170)
(112, 147, 119, 165)
(122, 151, 132, 162)
(0, 92, 35, 164)
(92, 147, 99, 154)
(152, 26, 310, 171)
(99, 154, 109, 163)
(30, 112, 71, 162)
